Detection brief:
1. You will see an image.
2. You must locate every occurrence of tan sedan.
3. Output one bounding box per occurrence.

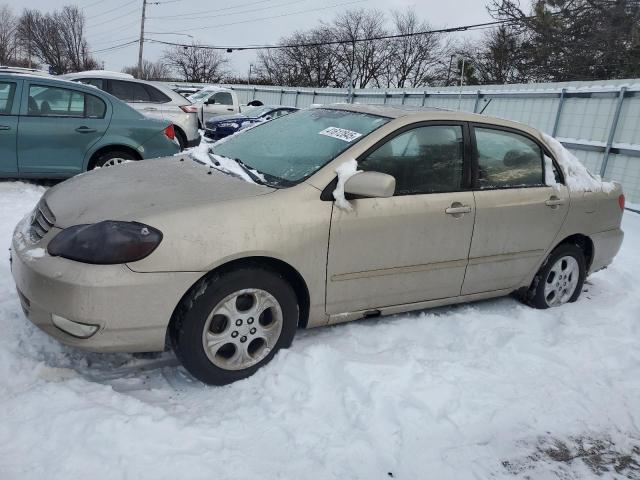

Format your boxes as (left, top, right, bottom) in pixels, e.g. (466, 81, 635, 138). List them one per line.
(11, 105, 625, 385)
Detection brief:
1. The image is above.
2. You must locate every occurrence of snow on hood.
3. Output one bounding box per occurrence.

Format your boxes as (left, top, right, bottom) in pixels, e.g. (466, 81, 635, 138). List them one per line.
(543, 133, 616, 193)
(43, 157, 273, 227)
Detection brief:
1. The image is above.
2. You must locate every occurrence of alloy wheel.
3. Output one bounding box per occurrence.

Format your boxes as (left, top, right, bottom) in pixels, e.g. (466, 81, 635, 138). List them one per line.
(201, 288, 283, 371)
(544, 255, 580, 306)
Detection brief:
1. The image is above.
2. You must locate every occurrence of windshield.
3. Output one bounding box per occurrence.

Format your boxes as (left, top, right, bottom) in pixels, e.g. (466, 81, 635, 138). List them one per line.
(242, 105, 272, 117)
(212, 108, 389, 186)
(188, 89, 217, 102)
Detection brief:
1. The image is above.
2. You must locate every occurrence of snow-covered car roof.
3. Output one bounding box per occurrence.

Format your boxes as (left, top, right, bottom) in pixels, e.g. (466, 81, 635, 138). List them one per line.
(62, 70, 134, 79)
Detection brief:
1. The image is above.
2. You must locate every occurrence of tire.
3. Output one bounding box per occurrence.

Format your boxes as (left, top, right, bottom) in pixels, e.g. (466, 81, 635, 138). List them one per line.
(170, 266, 298, 385)
(174, 128, 187, 151)
(92, 150, 137, 169)
(524, 243, 587, 309)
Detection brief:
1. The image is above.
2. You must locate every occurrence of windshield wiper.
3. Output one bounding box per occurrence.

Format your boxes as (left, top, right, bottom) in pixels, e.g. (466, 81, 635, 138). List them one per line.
(231, 157, 266, 185)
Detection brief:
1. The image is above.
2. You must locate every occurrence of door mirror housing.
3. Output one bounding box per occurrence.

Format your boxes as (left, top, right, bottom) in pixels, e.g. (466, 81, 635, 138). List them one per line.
(344, 171, 395, 198)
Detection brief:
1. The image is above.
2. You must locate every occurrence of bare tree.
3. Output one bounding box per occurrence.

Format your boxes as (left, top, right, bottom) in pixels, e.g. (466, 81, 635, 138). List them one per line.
(256, 27, 339, 87)
(123, 59, 171, 80)
(331, 9, 390, 88)
(17, 6, 98, 74)
(0, 6, 19, 66)
(162, 44, 229, 83)
(383, 9, 446, 88)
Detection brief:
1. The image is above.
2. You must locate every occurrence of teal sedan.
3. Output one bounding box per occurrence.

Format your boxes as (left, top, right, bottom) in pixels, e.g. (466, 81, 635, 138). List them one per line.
(0, 73, 179, 178)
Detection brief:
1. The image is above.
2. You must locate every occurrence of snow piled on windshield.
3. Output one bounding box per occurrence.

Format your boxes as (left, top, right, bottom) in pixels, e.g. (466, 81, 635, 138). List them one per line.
(182, 135, 264, 184)
(543, 133, 616, 192)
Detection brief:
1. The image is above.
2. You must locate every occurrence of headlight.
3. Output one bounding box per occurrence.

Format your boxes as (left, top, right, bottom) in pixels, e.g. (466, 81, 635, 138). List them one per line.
(218, 122, 239, 128)
(48, 221, 163, 264)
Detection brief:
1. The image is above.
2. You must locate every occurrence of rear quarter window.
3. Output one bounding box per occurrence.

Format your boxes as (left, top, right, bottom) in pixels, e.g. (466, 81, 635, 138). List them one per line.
(145, 85, 171, 103)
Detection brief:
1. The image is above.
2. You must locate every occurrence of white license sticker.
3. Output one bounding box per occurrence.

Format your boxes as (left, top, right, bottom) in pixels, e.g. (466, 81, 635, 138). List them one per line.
(318, 127, 363, 142)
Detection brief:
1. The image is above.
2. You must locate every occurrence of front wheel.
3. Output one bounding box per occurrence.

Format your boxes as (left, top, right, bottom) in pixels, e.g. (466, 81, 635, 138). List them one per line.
(170, 266, 298, 385)
(525, 243, 587, 309)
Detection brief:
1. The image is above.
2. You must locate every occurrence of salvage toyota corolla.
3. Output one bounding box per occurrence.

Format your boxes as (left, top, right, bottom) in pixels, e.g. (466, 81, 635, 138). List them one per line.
(11, 105, 625, 385)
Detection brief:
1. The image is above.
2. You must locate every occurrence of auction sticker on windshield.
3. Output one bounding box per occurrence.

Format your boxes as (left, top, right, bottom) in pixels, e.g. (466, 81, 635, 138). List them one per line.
(319, 127, 363, 142)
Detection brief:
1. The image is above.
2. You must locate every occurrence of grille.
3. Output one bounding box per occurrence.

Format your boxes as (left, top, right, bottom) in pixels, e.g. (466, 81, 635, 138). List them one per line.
(30, 199, 55, 241)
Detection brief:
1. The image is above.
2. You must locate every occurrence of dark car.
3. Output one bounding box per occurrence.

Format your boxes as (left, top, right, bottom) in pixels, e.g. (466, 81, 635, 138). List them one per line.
(204, 105, 298, 141)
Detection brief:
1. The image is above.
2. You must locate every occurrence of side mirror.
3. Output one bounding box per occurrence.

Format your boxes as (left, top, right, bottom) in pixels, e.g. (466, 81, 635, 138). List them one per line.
(344, 171, 395, 198)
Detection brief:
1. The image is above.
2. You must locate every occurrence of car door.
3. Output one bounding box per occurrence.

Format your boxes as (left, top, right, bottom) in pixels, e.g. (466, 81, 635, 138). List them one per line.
(202, 91, 235, 123)
(18, 82, 110, 175)
(326, 123, 476, 315)
(461, 124, 570, 295)
(0, 79, 20, 175)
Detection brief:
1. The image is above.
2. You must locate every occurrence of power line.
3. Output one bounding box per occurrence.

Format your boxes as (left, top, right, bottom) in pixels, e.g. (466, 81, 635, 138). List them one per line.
(148, 0, 275, 19)
(87, 6, 142, 29)
(90, 39, 140, 54)
(86, 0, 139, 20)
(155, 0, 308, 23)
(146, 16, 533, 51)
(149, 0, 366, 33)
(79, 0, 104, 9)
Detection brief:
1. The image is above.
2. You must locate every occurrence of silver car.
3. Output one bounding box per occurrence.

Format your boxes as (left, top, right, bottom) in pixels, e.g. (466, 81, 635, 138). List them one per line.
(11, 105, 624, 385)
(63, 71, 200, 150)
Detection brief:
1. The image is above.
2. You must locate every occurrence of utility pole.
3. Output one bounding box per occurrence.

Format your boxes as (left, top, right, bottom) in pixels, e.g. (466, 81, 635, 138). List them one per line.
(137, 0, 147, 76)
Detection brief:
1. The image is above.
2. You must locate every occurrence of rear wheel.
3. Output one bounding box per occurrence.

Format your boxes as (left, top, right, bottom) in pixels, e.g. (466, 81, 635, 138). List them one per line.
(525, 243, 586, 309)
(170, 266, 298, 385)
(174, 128, 187, 151)
(92, 150, 137, 169)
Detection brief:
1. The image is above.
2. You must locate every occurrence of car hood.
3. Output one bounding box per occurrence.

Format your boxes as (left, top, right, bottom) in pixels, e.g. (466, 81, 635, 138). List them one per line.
(205, 113, 248, 126)
(44, 156, 274, 228)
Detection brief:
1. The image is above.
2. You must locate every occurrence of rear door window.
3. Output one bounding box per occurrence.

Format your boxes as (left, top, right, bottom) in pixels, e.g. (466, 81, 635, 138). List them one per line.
(27, 84, 106, 119)
(474, 127, 544, 189)
(28, 85, 84, 117)
(0, 81, 16, 114)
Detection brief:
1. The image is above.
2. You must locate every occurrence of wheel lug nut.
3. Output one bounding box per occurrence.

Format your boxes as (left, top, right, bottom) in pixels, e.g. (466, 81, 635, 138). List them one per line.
(231, 331, 238, 338)
(240, 336, 247, 343)
(235, 319, 242, 326)
(250, 327, 256, 334)
(247, 317, 254, 324)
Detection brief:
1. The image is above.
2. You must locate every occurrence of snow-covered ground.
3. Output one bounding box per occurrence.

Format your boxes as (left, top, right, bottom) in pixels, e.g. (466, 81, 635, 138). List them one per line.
(1, 180, 639, 479)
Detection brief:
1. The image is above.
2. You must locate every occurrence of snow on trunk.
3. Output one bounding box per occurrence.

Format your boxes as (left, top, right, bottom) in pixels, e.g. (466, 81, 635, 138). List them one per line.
(542, 133, 615, 193)
(333, 159, 361, 212)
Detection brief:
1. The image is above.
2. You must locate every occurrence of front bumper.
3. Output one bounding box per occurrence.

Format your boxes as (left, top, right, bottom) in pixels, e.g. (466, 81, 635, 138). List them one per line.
(11, 219, 202, 353)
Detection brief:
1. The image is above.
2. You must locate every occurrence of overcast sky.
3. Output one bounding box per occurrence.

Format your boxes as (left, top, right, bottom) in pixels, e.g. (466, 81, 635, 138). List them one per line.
(4, 0, 498, 74)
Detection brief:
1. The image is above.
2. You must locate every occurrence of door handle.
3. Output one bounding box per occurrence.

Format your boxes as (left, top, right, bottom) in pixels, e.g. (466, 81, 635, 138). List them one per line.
(445, 204, 472, 215)
(545, 197, 566, 208)
(0, 125, 11, 131)
(75, 126, 97, 133)
(227, 108, 234, 111)
(143, 107, 158, 111)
